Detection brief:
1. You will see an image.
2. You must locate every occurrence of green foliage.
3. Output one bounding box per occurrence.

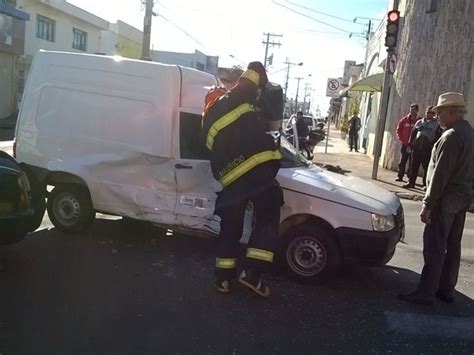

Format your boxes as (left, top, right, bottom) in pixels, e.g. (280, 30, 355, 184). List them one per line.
(340, 114, 349, 133)
(349, 92, 362, 116)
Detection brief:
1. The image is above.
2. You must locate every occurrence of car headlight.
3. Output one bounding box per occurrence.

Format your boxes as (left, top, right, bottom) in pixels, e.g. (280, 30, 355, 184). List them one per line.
(371, 213, 395, 232)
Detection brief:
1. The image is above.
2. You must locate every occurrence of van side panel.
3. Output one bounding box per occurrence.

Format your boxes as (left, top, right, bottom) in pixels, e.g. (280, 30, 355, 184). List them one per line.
(16, 51, 183, 224)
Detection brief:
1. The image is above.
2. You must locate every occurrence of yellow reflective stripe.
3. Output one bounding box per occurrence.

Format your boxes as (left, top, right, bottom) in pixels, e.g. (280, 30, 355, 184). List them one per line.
(206, 103, 254, 150)
(241, 69, 260, 86)
(246, 248, 274, 263)
(219, 150, 282, 187)
(216, 257, 237, 269)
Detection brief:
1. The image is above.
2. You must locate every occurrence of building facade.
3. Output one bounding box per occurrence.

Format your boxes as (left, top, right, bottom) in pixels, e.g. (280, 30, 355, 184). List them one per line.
(100, 20, 142, 59)
(384, 0, 474, 169)
(151, 49, 219, 75)
(345, 0, 472, 170)
(0, 0, 29, 119)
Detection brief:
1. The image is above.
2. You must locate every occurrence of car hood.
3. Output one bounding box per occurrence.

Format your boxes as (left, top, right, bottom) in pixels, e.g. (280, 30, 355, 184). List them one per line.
(277, 164, 401, 215)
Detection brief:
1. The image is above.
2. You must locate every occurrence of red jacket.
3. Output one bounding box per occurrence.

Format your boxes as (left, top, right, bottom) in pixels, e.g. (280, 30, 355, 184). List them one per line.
(396, 114, 418, 145)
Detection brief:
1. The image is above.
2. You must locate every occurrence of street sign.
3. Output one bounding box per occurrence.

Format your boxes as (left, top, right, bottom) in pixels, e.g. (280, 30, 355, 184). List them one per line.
(326, 78, 342, 98)
(388, 53, 397, 74)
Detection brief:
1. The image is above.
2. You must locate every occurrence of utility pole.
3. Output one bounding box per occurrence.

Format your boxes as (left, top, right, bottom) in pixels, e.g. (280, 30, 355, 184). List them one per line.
(141, 0, 154, 61)
(303, 83, 311, 114)
(262, 33, 282, 68)
(294, 77, 303, 114)
(372, 0, 400, 179)
(283, 59, 303, 101)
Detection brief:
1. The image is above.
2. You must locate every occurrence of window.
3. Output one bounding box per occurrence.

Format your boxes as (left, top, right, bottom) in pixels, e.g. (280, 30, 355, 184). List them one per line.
(196, 62, 205, 71)
(36, 14, 55, 42)
(180, 112, 209, 160)
(72, 28, 87, 51)
(427, 0, 438, 13)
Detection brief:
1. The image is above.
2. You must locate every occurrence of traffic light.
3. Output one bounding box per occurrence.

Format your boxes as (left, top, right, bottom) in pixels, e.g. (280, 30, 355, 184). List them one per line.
(385, 10, 400, 48)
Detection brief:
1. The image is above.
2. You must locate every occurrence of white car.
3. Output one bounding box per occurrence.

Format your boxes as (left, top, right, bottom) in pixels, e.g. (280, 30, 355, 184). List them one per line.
(14, 51, 404, 283)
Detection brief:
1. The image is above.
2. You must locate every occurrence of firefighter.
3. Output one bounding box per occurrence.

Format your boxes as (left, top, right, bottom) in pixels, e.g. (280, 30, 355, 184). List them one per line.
(201, 62, 284, 298)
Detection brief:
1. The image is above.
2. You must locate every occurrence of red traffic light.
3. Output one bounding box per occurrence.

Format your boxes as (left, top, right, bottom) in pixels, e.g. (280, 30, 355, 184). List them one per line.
(388, 10, 400, 22)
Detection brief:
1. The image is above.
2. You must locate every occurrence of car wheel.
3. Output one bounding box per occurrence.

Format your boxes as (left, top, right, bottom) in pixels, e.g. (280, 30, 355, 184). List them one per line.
(47, 184, 95, 233)
(281, 223, 341, 284)
(22, 166, 46, 232)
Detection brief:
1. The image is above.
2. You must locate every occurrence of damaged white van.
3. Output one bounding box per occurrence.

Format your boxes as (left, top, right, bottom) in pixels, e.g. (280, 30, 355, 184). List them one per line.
(14, 51, 404, 283)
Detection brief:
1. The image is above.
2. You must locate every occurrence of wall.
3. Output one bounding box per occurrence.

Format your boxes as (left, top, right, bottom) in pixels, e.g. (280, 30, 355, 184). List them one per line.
(18, 0, 107, 60)
(0, 52, 14, 118)
(100, 21, 143, 59)
(384, 0, 474, 169)
(151, 49, 219, 75)
(358, 17, 386, 155)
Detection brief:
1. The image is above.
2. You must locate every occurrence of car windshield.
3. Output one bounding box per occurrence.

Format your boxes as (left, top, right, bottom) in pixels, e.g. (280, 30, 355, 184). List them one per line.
(279, 135, 310, 168)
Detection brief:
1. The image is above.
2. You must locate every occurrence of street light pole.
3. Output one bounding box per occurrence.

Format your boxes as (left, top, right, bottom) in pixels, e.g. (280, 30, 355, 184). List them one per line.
(294, 77, 303, 113)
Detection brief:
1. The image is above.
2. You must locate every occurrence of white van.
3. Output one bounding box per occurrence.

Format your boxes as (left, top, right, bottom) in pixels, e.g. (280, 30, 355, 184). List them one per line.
(15, 51, 404, 283)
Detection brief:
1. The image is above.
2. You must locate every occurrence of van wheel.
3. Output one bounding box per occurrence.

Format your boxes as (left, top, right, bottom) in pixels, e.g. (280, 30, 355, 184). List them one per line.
(281, 223, 341, 284)
(47, 184, 95, 233)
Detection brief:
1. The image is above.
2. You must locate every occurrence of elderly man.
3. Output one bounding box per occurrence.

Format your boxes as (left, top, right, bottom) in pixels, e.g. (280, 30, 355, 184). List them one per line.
(399, 93, 473, 305)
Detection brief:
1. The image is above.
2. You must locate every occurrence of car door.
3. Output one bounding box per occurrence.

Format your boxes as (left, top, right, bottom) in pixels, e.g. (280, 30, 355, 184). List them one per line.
(174, 110, 253, 239)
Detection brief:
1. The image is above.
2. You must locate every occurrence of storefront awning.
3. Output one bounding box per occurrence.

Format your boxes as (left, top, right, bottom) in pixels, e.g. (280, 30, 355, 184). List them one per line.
(341, 73, 384, 96)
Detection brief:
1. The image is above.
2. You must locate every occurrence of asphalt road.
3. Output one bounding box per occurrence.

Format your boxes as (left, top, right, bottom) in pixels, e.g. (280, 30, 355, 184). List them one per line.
(1, 200, 473, 354)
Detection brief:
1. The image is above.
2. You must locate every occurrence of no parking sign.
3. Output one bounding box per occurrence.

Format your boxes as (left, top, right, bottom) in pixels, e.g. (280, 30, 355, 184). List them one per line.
(326, 78, 342, 98)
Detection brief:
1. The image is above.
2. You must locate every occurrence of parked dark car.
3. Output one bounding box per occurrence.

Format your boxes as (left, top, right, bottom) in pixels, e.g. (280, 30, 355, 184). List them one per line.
(0, 151, 44, 244)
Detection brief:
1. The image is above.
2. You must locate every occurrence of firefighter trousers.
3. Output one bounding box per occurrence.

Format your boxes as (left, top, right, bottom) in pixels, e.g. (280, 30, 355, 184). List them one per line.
(215, 184, 282, 280)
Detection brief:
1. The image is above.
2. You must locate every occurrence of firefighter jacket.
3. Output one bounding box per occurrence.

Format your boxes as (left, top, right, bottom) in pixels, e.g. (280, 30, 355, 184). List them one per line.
(201, 82, 281, 211)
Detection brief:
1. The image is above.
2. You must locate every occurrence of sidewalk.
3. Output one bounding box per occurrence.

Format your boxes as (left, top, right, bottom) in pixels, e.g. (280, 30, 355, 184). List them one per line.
(312, 125, 424, 201)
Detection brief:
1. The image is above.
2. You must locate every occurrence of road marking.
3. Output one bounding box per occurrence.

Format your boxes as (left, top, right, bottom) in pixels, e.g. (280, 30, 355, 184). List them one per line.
(385, 311, 474, 340)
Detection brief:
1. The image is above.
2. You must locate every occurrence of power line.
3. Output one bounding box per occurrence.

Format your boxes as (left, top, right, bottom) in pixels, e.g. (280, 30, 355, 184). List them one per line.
(272, 1, 352, 34)
(284, 0, 364, 25)
(158, 14, 206, 48)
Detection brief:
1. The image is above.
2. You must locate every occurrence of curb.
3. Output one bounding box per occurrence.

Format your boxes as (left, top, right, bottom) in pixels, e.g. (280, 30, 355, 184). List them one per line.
(395, 192, 424, 201)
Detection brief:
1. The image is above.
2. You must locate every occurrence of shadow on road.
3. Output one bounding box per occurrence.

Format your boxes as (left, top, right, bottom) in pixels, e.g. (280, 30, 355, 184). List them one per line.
(1, 218, 473, 353)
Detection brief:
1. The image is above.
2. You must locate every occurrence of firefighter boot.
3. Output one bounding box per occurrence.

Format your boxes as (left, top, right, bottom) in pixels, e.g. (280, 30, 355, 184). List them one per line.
(238, 269, 271, 298)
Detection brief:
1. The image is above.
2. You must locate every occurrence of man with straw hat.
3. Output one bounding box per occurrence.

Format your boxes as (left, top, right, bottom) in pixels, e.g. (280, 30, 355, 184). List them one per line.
(399, 92, 473, 305)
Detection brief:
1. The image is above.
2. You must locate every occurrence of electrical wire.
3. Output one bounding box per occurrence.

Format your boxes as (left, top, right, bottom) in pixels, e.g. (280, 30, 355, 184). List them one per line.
(158, 14, 206, 48)
(272, 1, 353, 34)
(284, 0, 364, 25)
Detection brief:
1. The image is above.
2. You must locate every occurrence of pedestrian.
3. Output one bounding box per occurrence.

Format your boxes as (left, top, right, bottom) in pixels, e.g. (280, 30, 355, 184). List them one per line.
(399, 92, 473, 305)
(403, 106, 441, 188)
(348, 112, 361, 152)
(201, 61, 284, 298)
(396, 103, 419, 182)
(295, 111, 313, 159)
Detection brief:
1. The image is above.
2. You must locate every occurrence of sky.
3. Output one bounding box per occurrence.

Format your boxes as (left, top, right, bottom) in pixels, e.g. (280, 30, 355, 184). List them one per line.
(69, 0, 388, 113)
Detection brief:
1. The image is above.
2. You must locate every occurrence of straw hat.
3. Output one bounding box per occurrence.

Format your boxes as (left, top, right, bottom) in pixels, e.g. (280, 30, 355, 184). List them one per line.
(434, 92, 466, 109)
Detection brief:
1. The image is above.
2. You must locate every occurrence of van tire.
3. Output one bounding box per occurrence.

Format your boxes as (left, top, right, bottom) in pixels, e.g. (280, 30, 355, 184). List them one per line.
(281, 223, 341, 284)
(47, 184, 95, 233)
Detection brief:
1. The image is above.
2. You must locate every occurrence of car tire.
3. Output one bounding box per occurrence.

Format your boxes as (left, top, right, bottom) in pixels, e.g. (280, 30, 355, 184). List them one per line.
(22, 166, 46, 232)
(47, 184, 95, 233)
(281, 223, 341, 284)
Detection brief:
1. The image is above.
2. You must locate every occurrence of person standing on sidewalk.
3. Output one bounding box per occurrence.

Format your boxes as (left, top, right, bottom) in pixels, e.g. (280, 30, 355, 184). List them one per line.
(403, 106, 441, 188)
(396, 103, 419, 182)
(348, 112, 361, 152)
(399, 92, 473, 305)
